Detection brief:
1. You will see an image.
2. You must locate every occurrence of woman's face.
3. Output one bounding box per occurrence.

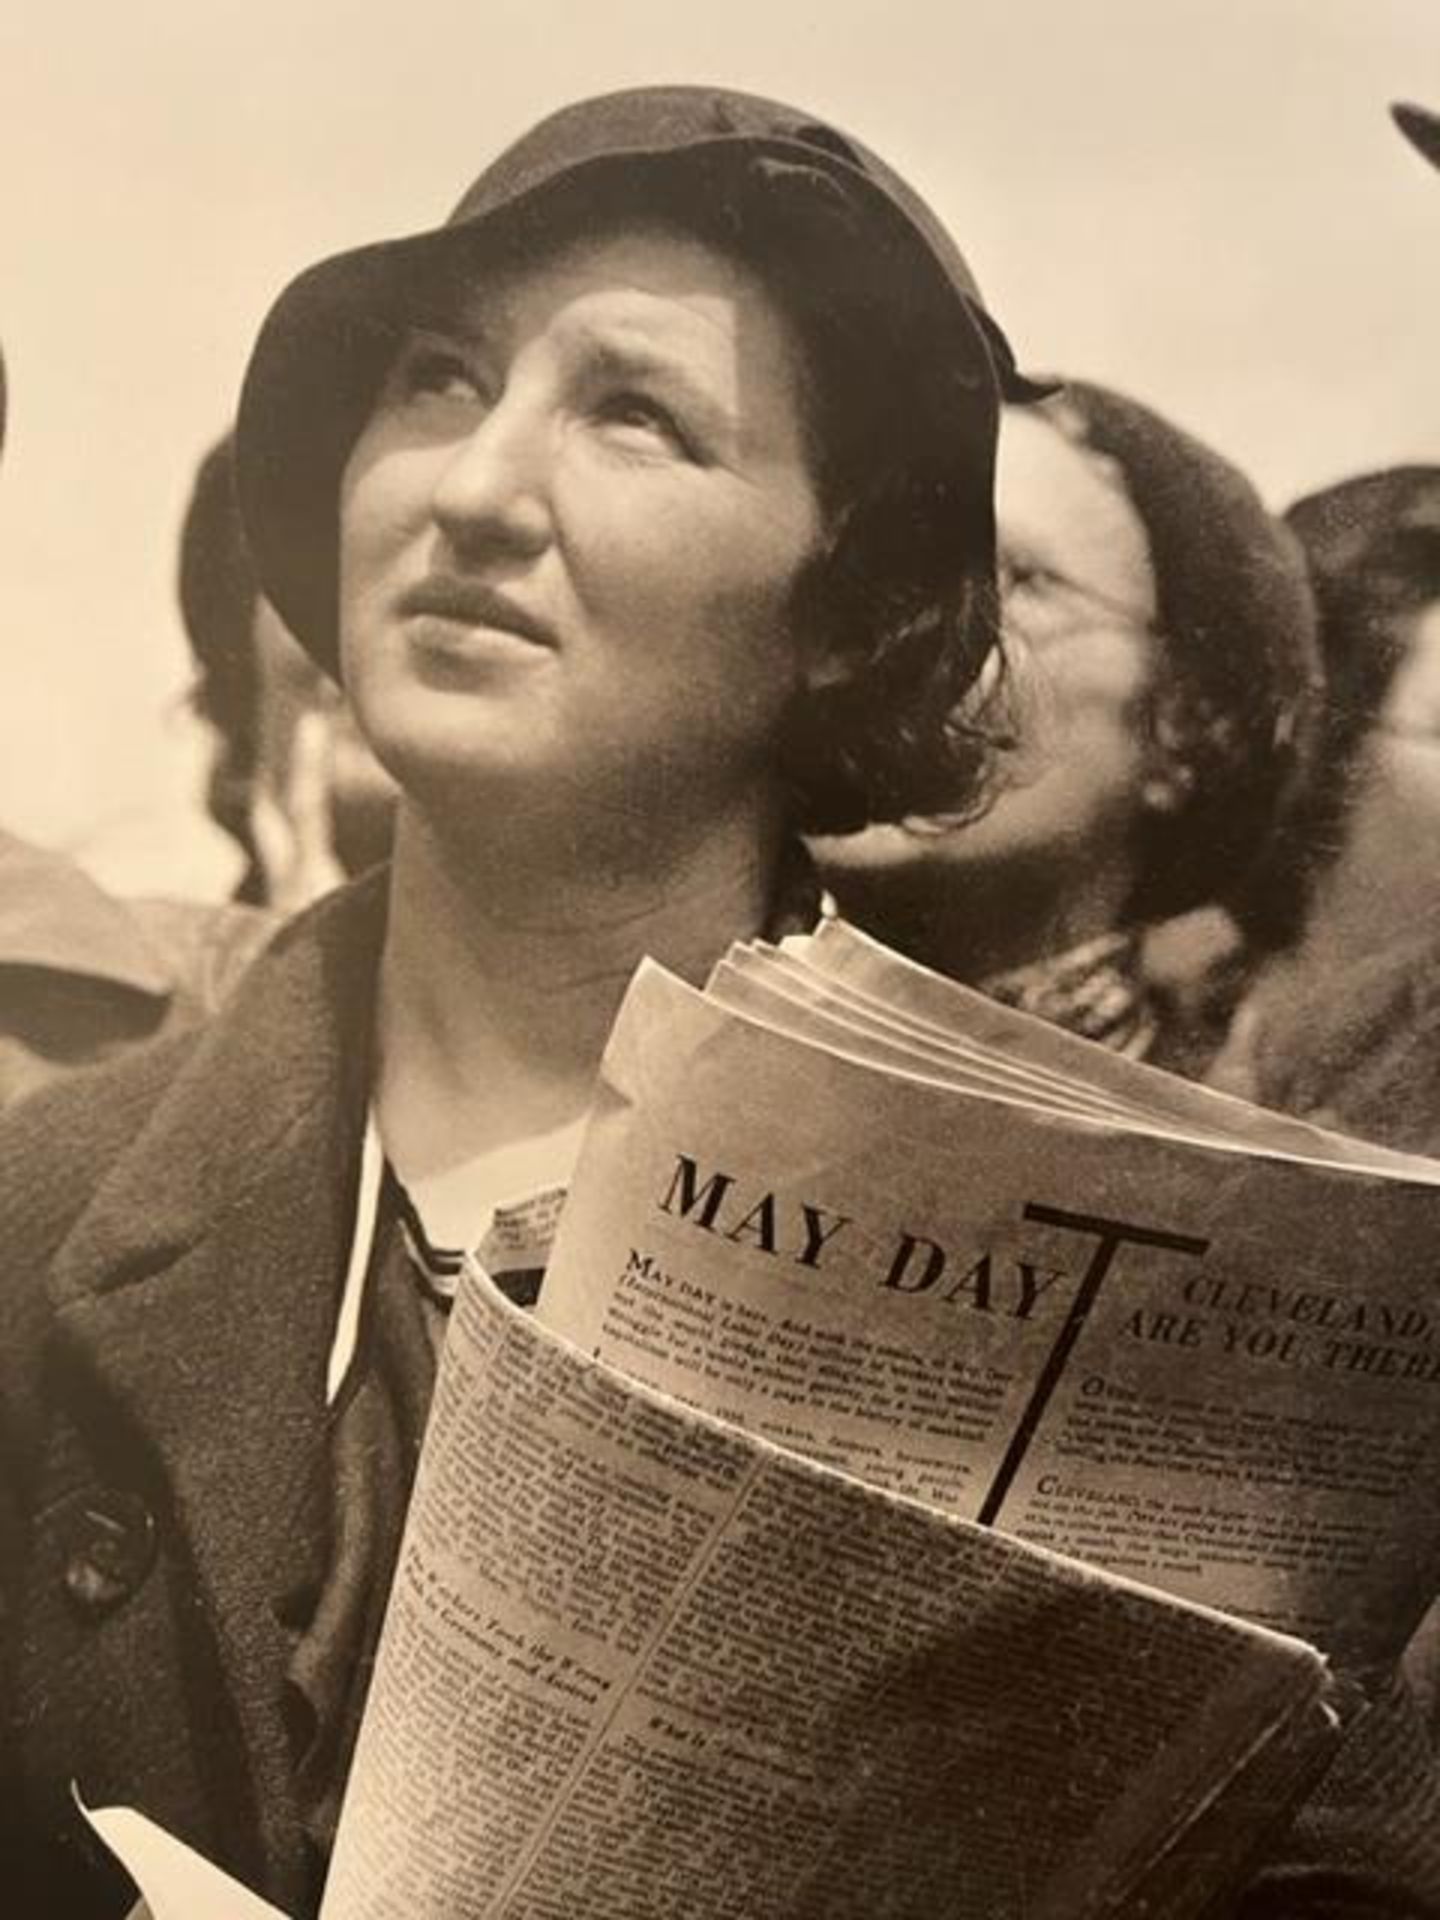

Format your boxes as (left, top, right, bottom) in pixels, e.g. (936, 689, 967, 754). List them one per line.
(1379, 600, 1440, 743)
(975, 407, 1160, 857)
(337, 220, 824, 843)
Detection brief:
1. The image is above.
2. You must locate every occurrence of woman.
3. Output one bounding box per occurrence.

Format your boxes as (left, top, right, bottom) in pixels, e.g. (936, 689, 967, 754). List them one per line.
(0, 87, 1036, 1913)
(812, 380, 1321, 1075)
(1211, 467, 1440, 1147)
(179, 435, 398, 912)
(3, 91, 1433, 1920)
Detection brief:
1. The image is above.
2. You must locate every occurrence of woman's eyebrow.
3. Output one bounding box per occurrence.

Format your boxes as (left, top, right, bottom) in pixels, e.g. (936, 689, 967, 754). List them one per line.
(403, 316, 492, 353)
(583, 337, 731, 425)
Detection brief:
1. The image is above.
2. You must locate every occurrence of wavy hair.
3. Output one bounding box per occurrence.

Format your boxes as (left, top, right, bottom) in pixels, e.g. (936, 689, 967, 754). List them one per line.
(177, 436, 267, 893)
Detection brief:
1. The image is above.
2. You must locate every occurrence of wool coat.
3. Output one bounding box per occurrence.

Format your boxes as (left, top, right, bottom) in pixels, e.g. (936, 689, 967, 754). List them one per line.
(2, 871, 1438, 1917)
(1, 873, 385, 1914)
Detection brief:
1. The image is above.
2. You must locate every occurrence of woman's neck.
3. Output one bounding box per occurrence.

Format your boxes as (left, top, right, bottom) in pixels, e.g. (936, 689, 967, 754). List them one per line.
(374, 795, 782, 1180)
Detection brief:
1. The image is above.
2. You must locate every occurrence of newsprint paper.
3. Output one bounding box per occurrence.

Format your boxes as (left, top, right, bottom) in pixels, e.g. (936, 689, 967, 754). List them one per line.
(92, 921, 1440, 1919)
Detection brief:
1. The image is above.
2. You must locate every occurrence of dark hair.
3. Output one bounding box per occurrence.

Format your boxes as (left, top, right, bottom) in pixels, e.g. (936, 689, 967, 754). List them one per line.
(177, 435, 264, 878)
(661, 163, 1001, 834)
(1283, 466, 1440, 877)
(1048, 383, 1322, 945)
(779, 466, 1001, 835)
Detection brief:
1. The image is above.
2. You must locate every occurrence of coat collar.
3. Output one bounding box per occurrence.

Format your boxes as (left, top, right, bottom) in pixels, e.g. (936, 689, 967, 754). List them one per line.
(52, 869, 388, 1303)
(40, 849, 818, 1886)
(48, 839, 816, 1304)
(47, 869, 389, 1893)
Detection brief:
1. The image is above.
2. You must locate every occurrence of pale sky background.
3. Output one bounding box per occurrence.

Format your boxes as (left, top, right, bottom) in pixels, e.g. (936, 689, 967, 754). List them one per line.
(1, 0, 1436, 893)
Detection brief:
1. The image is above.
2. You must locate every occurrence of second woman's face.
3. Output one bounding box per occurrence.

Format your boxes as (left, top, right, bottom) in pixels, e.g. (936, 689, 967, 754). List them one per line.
(337, 220, 825, 839)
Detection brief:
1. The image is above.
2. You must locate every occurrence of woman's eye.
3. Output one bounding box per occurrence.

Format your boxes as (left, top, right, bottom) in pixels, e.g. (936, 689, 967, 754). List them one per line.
(394, 344, 486, 405)
(595, 393, 694, 458)
(1001, 557, 1049, 601)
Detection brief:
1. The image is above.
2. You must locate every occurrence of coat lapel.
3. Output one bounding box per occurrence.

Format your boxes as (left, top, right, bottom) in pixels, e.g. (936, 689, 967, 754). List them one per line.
(47, 873, 387, 1890)
(36, 850, 818, 1892)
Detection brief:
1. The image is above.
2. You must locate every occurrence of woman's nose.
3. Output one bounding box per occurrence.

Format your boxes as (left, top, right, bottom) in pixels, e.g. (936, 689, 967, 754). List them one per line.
(429, 392, 553, 561)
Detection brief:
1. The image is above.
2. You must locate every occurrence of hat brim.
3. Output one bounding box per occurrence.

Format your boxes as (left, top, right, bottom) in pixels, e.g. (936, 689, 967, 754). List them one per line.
(237, 137, 1038, 673)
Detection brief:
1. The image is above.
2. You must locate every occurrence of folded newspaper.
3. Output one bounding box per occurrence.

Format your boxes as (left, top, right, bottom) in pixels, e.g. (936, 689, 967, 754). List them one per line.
(97, 921, 1440, 1919)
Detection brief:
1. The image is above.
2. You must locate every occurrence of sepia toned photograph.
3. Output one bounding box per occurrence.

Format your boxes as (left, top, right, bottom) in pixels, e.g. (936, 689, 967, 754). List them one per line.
(1, 2, 1438, 1914)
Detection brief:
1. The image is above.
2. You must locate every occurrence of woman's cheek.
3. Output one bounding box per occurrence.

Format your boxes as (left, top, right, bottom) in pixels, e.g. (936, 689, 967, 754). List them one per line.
(569, 502, 712, 633)
(564, 466, 812, 673)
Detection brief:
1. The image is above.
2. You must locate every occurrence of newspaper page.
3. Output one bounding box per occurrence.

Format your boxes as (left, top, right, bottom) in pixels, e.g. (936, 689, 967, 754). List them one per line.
(538, 960, 1440, 1669)
(87, 1259, 1335, 1920)
(710, 950, 1157, 1125)
(791, 921, 1440, 1178)
(314, 1259, 1332, 1920)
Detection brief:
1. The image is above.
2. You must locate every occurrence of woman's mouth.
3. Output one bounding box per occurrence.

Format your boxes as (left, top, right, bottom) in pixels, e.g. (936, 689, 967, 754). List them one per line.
(397, 575, 555, 649)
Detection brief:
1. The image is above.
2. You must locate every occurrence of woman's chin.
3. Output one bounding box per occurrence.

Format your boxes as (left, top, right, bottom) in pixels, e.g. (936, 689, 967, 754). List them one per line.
(361, 713, 552, 814)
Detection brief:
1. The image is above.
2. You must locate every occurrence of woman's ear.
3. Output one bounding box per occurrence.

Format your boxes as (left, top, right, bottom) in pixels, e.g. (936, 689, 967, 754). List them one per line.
(1140, 763, 1191, 815)
(1141, 681, 1195, 815)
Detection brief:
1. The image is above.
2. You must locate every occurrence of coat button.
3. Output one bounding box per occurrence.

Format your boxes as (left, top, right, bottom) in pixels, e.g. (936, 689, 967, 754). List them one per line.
(59, 1489, 158, 1617)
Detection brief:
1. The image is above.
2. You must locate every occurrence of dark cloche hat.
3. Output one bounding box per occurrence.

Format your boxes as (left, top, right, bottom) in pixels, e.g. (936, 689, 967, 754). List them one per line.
(1049, 381, 1323, 936)
(236, 84, 1043, 675)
